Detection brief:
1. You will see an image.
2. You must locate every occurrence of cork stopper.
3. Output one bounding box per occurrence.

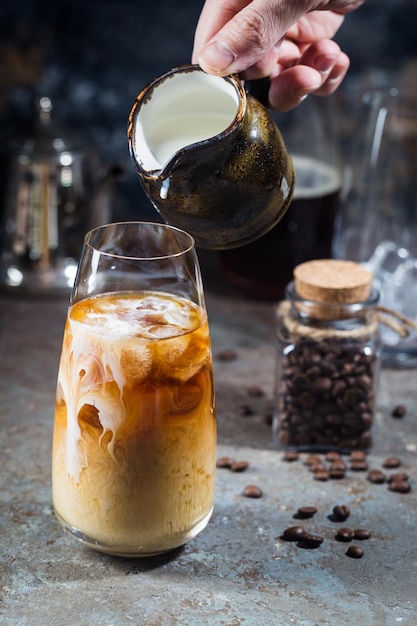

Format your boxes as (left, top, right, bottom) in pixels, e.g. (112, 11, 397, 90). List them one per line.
(293, 260, 373, 318)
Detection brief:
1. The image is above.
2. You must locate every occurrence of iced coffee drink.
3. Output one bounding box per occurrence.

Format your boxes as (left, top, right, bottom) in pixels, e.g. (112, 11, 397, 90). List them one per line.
(52, 290, 216, 557)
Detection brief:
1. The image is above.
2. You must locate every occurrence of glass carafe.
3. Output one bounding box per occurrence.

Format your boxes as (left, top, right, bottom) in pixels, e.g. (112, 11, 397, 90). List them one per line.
(334, 87, 417, 367)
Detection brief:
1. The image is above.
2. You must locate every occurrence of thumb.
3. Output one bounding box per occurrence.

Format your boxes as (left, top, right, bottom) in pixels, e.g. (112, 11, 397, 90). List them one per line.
(196, 0, 313, 75)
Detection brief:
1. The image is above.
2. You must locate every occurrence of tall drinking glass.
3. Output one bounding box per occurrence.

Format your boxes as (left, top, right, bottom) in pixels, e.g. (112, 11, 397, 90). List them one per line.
(52, 221, 216, 557)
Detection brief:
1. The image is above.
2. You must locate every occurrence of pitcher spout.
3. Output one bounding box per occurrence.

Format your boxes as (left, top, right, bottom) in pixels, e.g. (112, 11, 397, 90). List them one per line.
(128, 64, 242, 177)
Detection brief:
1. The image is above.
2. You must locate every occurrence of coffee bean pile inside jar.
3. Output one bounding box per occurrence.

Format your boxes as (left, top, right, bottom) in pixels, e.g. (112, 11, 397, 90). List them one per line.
(274, 259, 381, 452)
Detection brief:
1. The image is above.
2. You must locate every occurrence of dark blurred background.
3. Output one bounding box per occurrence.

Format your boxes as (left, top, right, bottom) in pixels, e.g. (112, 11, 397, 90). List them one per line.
(0, 0, 416, 228)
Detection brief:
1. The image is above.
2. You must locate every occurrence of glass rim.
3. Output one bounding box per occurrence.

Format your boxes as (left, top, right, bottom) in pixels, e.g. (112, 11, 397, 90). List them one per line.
(83, 221, 196, 261)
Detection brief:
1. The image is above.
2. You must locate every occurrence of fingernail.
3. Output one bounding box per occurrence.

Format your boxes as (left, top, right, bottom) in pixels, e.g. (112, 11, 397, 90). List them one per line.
(199, 40, 237, 73)
(293, 93, 309, 105)
(314, 54, 338, 73)
(293, 85, 319, 101)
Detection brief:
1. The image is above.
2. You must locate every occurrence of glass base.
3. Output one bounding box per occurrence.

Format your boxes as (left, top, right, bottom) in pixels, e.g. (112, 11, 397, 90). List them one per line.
(54, 507, 213, 558)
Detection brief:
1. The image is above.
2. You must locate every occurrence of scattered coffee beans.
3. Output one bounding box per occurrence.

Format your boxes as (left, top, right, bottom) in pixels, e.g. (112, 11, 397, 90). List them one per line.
(350, 459, 369, 471)
(247, 385, 264, 397)
(216, 348, 238, 362)
(329, 467, 346, 479)
(332, 505, 351, 522)
(309, 460, 326, 473)
(282, 526, 305, 541)
(304, 454, 322, 467)
(367, 469, 386, 484)
(238, 404, 255, 417)
(230, 460, 249, 472)
(336, 528, 355, 542)
(392, 405, 407, 418)
(217, 457, 251, 474)
(387, 472, 409, 483)
(346, 545, 364, 559)
(283, 450, 300, 462)
(298, 532, 324, 549)
(242, 484, 263, 498)
(383, 457, 402, 469)
(353, 528, 371, 540)
(296, 506, 318, 519)
(350, 450, 367, 462)
(388, 480, 411, 494)
(314, 469, 330, 481)
(330, 458, 348, 471)
(216, 456, 235, 468)
(325, 451, 341, 462)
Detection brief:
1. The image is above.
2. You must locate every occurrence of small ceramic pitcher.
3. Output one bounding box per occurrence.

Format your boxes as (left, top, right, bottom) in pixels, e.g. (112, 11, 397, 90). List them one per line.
(128, 64, 294, 249)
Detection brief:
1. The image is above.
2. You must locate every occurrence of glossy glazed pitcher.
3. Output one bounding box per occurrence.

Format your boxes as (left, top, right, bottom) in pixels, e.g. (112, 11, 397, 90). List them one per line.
(128, 65, 295, 249)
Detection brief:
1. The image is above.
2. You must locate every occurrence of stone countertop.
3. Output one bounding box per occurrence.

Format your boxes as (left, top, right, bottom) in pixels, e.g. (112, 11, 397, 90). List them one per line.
(1, 287, 417, 625)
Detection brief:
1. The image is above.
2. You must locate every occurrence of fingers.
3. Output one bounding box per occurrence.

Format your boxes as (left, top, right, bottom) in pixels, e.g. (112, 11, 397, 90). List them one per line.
(191, 0, 354, 111)
(268, 41, 350, 111)
(285, 11, 345, 42)
(193, 0, 312, 75)
(192, 0, 251, 65)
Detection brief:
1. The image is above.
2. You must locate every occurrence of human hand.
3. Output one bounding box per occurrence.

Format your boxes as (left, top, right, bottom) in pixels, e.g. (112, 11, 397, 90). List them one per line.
(192, 0, 365, 111)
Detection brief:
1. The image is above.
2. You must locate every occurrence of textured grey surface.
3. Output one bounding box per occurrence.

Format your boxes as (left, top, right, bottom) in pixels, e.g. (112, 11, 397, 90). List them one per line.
(1, 289, 417, 625)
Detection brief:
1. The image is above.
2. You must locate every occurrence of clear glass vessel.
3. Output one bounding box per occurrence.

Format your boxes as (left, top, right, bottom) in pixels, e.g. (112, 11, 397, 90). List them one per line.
(333, 87, 417, 367)
(52, 221, 216, 557)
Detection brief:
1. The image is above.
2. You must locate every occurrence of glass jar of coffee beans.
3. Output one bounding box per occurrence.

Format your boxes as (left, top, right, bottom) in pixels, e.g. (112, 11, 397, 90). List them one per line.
(274, 259, 381, 452)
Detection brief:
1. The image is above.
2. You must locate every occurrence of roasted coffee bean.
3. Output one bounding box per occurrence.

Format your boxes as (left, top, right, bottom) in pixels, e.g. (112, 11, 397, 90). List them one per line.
(392, 404, 407, 418)
(353, 528, 371, 540)
(346, 545, 364, 559)
(242, 484, 263, 498)
(247, 385, 264, 397)
(367, 469, 386, 484)
(310, 462, 326, 473)
(216, 456, 235, 468)
(350, 460, 369, 471)
(304, 454, 322, 467)
(350, 450, 367, 462)
(311, 377, 332, 394)
(217, 348, 238, 361)
(298, 532, 324, 549)
(388, 480, 411, 494)
(331, 380, 347, 398)
(329, 467, 346, 479)
(383, 457, 402, 469)
(387, 472, 409, 483)
(332, 505, 350, 522)
(282, 526, 305, 541)
(325, 451, 341, 462)
(296, 506, 318, 519)
(238, 404, 255, 416)
(230, 460, 249, 472)
(336, 528, 355, 542)
(283, 450, 300, 462)
(314, 469, 330, 481)
(331, 459, 348, 471)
